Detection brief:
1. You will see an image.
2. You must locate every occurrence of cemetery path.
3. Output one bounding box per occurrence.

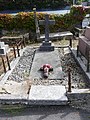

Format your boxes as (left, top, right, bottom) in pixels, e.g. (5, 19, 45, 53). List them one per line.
(0, 105, 89, 120)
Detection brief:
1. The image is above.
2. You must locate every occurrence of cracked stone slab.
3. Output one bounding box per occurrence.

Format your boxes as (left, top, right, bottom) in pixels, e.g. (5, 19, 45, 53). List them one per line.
(30, 49, 63, 80)
(0, 80, 31, 100)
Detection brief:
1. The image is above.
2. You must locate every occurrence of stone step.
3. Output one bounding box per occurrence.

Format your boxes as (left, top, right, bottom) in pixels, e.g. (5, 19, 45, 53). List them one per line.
(28, 85, 68, 105)
(0, 85, 68, 105)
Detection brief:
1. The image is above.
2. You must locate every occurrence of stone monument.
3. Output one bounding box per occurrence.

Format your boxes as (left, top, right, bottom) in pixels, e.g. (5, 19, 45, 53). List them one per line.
(33, 8, 40, 39)
(39, 14, 55, 51)
(0, 42, 10, 72)
(0, 42, 9, 55)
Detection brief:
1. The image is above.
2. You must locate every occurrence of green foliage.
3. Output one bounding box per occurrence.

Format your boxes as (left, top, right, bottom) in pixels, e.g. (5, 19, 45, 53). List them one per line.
(0, 14, 14, 30)
(0, 0, 68, 11)
(0, 6, 88, 33)
(14, 12, 35, 31)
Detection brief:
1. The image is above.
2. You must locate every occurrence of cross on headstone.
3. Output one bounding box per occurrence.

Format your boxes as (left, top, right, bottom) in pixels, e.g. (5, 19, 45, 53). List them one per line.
(39, 14, 55, 42)
(39, 14, 55, 51)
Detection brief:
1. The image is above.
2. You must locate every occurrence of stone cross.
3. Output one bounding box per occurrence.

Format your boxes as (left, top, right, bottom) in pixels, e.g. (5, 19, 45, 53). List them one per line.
(39, 14, 55, 42)
(33, 7, 40, 39)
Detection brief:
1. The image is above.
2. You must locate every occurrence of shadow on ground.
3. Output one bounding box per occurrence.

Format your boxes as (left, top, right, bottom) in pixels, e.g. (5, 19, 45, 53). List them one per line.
(0, 105, 90, 120)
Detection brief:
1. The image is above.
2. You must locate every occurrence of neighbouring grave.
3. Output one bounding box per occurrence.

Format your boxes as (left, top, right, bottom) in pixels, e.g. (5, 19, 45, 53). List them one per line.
(77, 26, 90, 72)
(0, 42, 10, 73)
(0, 80, 31, 102)
(39, 14, 55, 51)
(0, 42, 9, 55)
(0, 36, 25, 58)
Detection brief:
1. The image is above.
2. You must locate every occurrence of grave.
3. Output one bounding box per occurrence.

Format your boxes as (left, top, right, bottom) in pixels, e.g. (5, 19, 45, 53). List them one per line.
(39, 14, 55, 51)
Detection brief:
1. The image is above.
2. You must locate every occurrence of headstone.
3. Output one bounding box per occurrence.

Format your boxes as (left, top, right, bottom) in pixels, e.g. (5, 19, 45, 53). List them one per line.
(0, 42, 9, 55)
(0, 42, 10, 72)
(39, 14, 55, 51)
(33, 8, 40, 39)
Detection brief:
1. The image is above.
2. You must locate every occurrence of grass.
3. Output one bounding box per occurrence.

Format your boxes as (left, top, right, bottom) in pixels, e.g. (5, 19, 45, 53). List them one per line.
(0, 104, 28, 115)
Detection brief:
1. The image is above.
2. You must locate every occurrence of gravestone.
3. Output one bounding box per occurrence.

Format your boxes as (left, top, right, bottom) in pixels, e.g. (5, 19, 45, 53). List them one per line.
(39, 14, 55, 51)
(33, 8, 40, 39)
(0, 42, 9, 55)
(0, 42, 10, 72)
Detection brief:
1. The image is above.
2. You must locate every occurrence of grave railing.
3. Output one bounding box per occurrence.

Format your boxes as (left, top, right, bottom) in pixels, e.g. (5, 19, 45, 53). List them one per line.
(0, 35, 26, 58)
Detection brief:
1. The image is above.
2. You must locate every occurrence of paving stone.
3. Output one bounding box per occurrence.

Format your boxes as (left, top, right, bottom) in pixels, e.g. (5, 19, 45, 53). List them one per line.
(0, 80, 31, 100)
(28, 85, 68, 105)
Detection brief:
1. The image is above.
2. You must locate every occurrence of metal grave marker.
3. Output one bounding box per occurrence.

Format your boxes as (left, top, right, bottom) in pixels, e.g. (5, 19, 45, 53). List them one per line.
(39, 14, 55, 51)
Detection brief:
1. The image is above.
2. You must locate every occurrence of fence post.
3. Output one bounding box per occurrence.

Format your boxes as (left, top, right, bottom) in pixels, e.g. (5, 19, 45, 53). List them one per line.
(68, 67, 72, 92)
(1, 56, 6, 73)
(16, 45, 20, 57)
(69, 38, 72, 47)
(13, 46, 16, 58)
(6, 53, 11, 70)
(87, 50, 90, 72)
(77, 45, 79, 57)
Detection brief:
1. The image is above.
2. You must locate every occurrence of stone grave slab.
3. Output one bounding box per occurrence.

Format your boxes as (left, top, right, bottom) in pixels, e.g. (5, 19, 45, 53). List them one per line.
(30, 49, 63, 80)
(28, 85, 68, 105)
(0, 80, 31, 100)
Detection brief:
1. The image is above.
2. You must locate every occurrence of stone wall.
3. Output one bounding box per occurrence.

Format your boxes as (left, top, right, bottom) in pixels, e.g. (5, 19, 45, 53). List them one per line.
(67, 89, 90, 112)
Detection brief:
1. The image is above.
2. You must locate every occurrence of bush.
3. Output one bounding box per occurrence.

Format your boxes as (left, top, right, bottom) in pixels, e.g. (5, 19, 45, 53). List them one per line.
(0, 6, 88, 34)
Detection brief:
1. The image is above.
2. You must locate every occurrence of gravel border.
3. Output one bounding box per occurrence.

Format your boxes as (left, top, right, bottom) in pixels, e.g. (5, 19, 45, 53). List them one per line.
(7, 46, 90, 89)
